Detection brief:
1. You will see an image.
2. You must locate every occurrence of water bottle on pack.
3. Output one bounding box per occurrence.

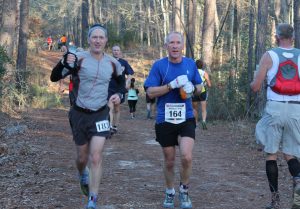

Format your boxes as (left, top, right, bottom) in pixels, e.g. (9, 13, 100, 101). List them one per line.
(68, 46, 77, 68)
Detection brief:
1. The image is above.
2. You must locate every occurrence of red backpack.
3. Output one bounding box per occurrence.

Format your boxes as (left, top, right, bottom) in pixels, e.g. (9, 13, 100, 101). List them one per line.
(269, 48, 300, 95)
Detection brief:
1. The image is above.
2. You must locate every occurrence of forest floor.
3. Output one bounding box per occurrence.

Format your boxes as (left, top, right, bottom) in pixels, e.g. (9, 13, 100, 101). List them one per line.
(0, 50, 295, 209)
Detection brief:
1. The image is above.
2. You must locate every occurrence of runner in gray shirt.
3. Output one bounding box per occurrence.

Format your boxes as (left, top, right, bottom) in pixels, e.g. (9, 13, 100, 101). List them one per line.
(50, 24, 123, 209)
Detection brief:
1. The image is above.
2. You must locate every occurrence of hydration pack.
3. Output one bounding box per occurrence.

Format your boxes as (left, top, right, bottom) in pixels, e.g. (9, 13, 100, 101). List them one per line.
(68, 59, 117, 106)
(269, 48, 300, 95)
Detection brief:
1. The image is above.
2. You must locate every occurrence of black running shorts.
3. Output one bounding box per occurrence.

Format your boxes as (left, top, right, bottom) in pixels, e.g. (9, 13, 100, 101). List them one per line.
(155, 118, 196, 147)
(146, 94, 156, 104)
(192, 91, 207, 102)
(69, 105, 110, 145)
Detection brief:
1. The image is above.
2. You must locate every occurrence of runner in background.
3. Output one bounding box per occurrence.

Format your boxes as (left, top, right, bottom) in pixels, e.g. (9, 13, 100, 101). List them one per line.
(127, 77, 139, 119)
(108, 45, 134, 135)
(144, 85, 156, 119)
(46, 36, 53, 51)
(192, 59, 211, 130)
(58, 34, 67, 51)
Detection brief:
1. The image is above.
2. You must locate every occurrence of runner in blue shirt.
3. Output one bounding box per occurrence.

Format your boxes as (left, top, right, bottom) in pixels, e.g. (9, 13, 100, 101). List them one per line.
(144, 31, 202, 209)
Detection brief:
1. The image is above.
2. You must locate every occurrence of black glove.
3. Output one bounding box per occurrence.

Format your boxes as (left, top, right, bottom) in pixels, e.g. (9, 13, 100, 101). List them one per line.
(63, 51, 78, 72)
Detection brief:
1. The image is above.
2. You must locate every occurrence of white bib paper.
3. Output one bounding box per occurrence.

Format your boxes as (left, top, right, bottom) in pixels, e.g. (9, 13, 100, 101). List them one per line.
(165, 103, 186, 124)
(95, 120, 110, 132)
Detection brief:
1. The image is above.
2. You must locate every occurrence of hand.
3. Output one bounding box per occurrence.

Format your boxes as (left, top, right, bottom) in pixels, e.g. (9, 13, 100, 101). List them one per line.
(109, 93, 121, 105)
(182, 81, 194, 94)
(169, 75, 188, 89)
(63, 51, 78, 71)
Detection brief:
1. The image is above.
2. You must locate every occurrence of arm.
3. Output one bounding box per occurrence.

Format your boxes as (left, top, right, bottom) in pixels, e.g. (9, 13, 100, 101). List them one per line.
(146, 74, 189, 98)
(50, 52, 77, 82)
(124, 61, 134, 89)
(204, 72, 211, 87)
(146, 84, 171, 99)
(50, 61, 65, 82)
(194, 84, 203, 95)
(125, 75, 132, 90)
(250, 52, 272, 92)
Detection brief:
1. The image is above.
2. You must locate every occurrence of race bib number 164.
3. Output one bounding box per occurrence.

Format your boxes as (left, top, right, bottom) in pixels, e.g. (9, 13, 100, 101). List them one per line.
(165, 103, 186, 124)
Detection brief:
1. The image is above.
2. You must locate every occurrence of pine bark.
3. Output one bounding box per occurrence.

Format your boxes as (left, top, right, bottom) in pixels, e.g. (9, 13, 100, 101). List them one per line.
(202, 0, 216, 70)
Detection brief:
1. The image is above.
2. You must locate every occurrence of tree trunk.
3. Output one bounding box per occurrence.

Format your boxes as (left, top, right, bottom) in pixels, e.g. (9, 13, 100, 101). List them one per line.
(171, 0, 181, 32)
(281, 0, 290, 23)
(0, 0, 17, 57)
(186, 0, 195, 58)
(160, 0, 169, 41)
(247, 0, 255, 115)
(202, 0, 216, 71)
(153, 0, 163, 57)
(146, 1, 151, 47)
(0, 0, 3, 27)
(138, 0, 144, 46)
(90, 0, 97, 25)
(16, 0, 29, 91)
(255, 0, 269, 115)
(294, 0, 300, 48)
(81, 0, 89, 47)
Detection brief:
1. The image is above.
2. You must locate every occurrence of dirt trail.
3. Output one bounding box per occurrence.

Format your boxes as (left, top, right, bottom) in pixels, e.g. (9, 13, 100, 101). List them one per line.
(0, 51, 294, 209)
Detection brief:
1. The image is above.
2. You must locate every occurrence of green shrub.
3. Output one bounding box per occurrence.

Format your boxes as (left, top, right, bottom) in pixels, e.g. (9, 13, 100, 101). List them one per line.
(0, 45, 11, 79)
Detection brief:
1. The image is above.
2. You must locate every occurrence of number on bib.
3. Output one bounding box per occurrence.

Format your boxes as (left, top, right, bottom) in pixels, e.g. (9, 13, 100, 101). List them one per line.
(95, 120, 110, 132)
(165, 103, 186, 124)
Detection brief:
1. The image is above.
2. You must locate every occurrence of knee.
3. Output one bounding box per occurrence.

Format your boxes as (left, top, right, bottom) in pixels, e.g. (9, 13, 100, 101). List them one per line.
(90, 152, 102, 166)
(165, 159, 175, 170)
(77, 154, 88, 166)
(181, 154, 192, 166)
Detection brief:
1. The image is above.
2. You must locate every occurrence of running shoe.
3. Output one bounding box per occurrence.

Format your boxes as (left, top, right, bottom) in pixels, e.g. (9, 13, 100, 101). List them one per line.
(265, 192, 280, 209)
(111, 126, 118, 134)
(179, 191, 192, 209)
(201, 121, 207, 130)
(163, 193, 175, 208)
(292, 177, 300, 209)
(86, 199, 96, 209)
(79, 167, 89, 196)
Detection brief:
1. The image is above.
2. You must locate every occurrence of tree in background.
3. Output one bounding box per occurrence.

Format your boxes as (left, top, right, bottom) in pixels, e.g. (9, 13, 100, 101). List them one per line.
(16, 0, 30, 91)
(255, 0, 269, 115)
(294, 0, 300, 48)
(202, 0, 215, 71)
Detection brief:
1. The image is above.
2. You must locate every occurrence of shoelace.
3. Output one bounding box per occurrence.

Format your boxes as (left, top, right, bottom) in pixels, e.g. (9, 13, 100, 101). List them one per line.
(165, 194, 174, 203)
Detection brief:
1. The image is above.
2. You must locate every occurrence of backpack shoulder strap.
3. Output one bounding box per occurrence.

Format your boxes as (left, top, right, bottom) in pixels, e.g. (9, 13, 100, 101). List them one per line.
(111, 61, 118, 78)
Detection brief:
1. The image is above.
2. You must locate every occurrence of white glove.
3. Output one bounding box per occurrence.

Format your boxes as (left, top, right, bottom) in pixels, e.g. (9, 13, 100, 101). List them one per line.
(169, 75, 188, 89)
(182, 81, 195, 94)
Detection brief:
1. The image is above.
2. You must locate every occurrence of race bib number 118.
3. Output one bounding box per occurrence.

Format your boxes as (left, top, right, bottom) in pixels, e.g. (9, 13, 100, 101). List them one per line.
(95, 120, 110, 132)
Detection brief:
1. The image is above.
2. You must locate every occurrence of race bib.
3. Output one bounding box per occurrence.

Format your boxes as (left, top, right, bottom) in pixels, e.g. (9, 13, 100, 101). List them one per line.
(95, 120, 110, 132)
(165, 103, 186, 124)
